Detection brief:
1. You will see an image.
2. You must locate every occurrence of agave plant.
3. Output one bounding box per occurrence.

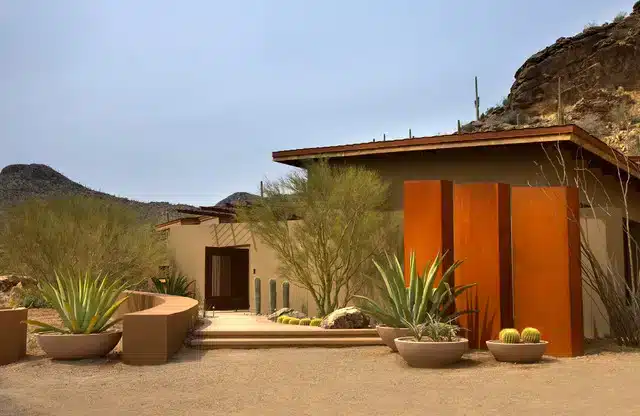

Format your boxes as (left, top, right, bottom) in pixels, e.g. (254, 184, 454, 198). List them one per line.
(25, 270, 130, 334)
(151, 272, 195, 298)
(354, 251, 476, 328)
(402, 314, 461, 342)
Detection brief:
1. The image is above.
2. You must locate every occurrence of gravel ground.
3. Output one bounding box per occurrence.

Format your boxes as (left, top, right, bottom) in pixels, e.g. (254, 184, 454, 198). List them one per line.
(2, 344, 640, 416)
(3, 309, 640, 416)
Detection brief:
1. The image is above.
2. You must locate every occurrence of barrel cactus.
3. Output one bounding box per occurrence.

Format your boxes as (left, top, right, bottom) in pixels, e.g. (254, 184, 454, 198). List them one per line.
(281, 316, 292, 324)
(269, 279, 277, 313)
(277, 315, 286, 324)
(299, 318, 311, 326)
(521, 327, 541, 343)
(310, 318, 322, 327)
(254, 277, 261, 315)
(288, 318, 300, 325)
(499, 328, 521, 343)
(282, 281, 290, 308)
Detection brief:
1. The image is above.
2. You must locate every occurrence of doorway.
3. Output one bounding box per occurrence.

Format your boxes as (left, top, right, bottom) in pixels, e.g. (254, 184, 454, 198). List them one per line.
(204, 247, 250, 310)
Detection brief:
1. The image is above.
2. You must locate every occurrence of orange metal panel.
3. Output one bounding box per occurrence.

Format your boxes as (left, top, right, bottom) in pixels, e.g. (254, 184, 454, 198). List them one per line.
(454, 183, 513, 349)
(511, 186, 583, 357)
(403, 180, 454, 285)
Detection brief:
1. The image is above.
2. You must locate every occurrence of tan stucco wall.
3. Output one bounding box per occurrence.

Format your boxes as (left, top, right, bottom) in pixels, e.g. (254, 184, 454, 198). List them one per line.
(166, 219, 319, 317)
(166, 140, 640, 336)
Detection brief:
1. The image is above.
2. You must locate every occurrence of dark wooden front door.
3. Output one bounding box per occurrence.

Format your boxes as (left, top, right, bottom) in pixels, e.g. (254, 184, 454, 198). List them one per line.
(204, 247, 250, 310)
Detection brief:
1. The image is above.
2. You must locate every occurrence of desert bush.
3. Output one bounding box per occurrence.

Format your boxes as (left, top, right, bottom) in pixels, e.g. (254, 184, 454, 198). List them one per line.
(0, 196, 167, 286)
(583, 21, 598, 32)
(237, 160, 401, 317)
(613, 12, 627, 23)
(151, 267, 195, 298)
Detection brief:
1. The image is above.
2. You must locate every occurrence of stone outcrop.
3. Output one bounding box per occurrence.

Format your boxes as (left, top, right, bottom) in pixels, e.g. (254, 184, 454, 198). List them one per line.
(463, 3, 640, 154)
(320, 307, 370, 329)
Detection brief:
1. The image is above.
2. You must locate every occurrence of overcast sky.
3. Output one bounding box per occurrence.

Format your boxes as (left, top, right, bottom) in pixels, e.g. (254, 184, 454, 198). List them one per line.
(0, 0, 633, 205)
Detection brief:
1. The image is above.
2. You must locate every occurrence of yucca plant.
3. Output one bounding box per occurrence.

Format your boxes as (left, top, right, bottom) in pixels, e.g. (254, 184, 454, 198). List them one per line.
(24, 270, 131, 334)
(151, 272, 195, 298)
(354, 251, 475, 328)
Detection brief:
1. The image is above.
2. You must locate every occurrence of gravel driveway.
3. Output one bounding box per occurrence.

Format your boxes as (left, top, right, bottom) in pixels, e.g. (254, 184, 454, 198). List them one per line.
(2, 343, 640, 416)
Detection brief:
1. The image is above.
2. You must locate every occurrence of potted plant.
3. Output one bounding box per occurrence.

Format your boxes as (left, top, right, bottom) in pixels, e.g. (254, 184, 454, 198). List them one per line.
(394, 314, 469, 368)
(486, 327, 548, 363)
(24, 270, 131, 360)
(355, 251, 475, 352)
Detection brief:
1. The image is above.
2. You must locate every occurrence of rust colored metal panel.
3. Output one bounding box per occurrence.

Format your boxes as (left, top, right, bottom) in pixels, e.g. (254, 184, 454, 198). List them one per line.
(511, 186, 583, 357)
(403, 180, 454, 285)
(454, 183, 513, 349)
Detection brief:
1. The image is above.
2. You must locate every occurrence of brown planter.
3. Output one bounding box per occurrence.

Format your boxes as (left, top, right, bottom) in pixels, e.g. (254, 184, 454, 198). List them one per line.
(394, 337, 468, 368)
(486, 340, 548, 363)
(376, 326, 410, 352)
(37, 331, 122, 360)
(0, 308, 27, 365)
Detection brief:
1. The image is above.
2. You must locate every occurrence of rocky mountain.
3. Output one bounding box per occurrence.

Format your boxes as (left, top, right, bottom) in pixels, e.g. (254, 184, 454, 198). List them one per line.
(464, 1, 640, 154)
(0, 163, 236, 223)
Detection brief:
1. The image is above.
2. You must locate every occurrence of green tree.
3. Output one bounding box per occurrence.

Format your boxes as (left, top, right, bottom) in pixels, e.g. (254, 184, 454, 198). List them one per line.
(0, 196, 167, 284)
(237, 161, 401, 317)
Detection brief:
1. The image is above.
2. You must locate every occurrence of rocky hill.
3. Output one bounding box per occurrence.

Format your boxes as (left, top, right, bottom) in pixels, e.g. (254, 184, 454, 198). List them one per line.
(464, 1, 640, 154)
(0, 164, 200, 223)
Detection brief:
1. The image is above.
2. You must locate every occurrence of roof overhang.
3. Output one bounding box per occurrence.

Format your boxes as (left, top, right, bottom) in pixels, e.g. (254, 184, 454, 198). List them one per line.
(272, 124, 640, 180)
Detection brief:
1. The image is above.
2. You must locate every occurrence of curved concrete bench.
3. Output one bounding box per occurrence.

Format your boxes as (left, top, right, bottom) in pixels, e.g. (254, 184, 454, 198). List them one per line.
(0, 308, 27, 365)
(116, 291, 199, 365)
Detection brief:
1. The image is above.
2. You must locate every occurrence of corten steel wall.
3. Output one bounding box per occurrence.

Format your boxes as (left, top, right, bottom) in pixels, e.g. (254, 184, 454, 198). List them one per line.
(116, 291, 199, 365)
(511, 186, 584, 357)
(403, 180, 454, 284)
(453, 183, 513, 349)
(0, 308, 27, 365)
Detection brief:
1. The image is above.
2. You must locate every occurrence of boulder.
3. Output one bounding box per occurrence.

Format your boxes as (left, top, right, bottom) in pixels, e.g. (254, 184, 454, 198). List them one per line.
(266, 308, 307, 322)
(321, 307, 370, 329)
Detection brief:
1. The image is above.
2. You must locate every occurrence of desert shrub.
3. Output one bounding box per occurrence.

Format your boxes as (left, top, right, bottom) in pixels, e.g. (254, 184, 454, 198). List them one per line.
(583, 21, 598, 32)
(0, 196, 167, 286)
(15, 286, 50, 308)
(299, 318, 311, 326)
(310, 318, 322, 327)
(288, 318, 300, 325)
(237, 160, 401, 317)
(613, 12, 627, 23)
(151, 268, 195, 298)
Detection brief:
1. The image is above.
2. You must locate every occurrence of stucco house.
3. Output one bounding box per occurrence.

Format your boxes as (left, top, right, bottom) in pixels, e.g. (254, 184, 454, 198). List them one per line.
(158, 125, 640, 337)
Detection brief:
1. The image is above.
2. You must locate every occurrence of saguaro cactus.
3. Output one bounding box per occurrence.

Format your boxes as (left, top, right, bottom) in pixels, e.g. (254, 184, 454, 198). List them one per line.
(254, 277, 261, 315)
(269, 278, 277, 313)
(282, 281, 290, 308)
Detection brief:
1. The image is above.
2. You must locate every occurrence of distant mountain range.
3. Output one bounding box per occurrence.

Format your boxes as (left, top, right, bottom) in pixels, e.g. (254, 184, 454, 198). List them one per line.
(0, 164, 255, 223)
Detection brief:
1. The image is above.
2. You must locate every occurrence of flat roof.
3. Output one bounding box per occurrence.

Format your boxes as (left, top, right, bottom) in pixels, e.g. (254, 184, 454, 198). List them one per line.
(272, 125, 639, 180)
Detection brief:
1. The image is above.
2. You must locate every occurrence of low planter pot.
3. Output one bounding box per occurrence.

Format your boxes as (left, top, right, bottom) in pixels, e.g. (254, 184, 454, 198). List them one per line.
(394, 337, 468, 368)
(486, 340, 548, 363)
(36, 330, 122, 360)
(376, 326, 410, 352)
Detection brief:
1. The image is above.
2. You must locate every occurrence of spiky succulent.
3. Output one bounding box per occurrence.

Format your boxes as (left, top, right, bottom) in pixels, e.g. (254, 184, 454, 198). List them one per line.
(521, 327, 541, 343)
(24, 270, 130, 334)
(277, 315, 286, 324)
(299, 318, 311, 326)
(288, 318, 300, 325)
(281, 316, 293, 324)
(499, 328, 521, 343)
(310, 318, 322, 327)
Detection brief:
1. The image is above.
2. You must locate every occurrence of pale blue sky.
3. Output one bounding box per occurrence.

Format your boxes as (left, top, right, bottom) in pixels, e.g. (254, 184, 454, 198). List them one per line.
(0, 1, 633, 205)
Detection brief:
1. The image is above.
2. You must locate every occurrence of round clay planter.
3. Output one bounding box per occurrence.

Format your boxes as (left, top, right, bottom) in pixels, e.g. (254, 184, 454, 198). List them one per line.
(486, 340, 548, 363)
(376, 326, 410, 352)
(36, 330, 122, 360)
(394, 337, 468, 368)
